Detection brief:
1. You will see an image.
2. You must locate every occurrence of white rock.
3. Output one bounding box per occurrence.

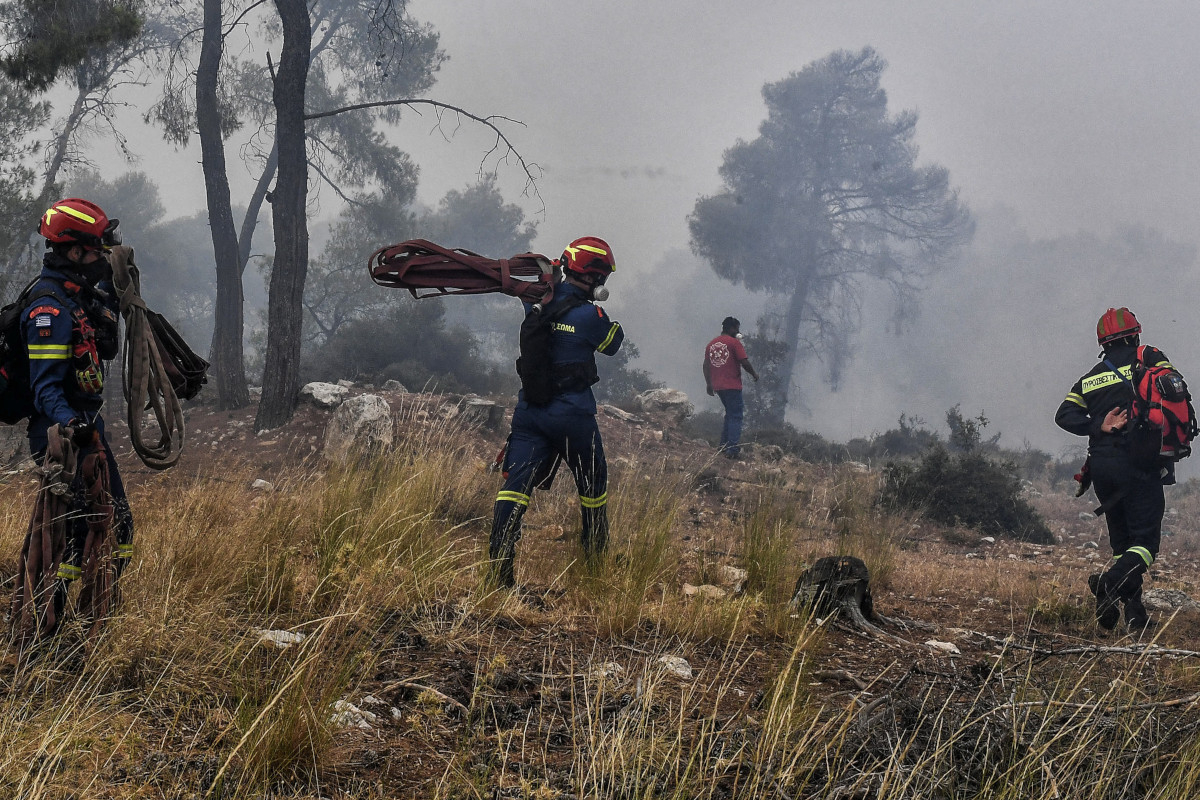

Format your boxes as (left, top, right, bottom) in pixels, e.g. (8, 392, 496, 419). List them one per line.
(590, 661, 625, 680)
(251, 479, 274, 491)
(336, 379, 354, 388)
(300, 381, 350, 409)
(682, 583, 728, 599)
(658, 655, 694, 679)
(600, 404, 643, 423)
(981, 536, 995, 544)
(634, 388, 694, 425)
(323, 394, 393, 462)
(253, 627, 306, 649)
(1078, 512, 1094, 520)
(382, 379, 409, 393)
(718, 565, 749, 593)
(1143, 589, 1200, 612)
(1083, 541, 1100, 549)
(329, 699, 377, 730)
(925, 640, 961, 655)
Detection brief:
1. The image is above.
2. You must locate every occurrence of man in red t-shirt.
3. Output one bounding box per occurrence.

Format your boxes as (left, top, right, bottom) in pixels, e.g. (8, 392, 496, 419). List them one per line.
(703, 317, 759, 458)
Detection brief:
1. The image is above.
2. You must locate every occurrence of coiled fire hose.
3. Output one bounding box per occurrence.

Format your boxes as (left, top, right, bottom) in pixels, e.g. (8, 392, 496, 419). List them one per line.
(108, 246, 186, 470)
(368, 239, 558, 305)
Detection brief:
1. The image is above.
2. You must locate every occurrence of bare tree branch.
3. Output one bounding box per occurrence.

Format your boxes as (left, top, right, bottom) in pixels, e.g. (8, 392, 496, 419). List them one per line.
(304, 97, 543, 211)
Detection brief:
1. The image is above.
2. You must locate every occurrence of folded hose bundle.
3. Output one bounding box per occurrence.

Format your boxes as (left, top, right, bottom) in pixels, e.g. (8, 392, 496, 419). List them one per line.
(109, 246, 204, 470)
(368, 239, 558, 305)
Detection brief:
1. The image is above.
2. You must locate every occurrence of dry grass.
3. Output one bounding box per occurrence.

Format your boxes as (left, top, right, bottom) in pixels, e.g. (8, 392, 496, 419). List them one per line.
(0, 411, 1196, 798)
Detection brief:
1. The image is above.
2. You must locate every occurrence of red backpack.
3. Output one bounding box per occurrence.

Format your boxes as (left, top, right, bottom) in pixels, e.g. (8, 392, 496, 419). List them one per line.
(1130, 345, 1198, 461)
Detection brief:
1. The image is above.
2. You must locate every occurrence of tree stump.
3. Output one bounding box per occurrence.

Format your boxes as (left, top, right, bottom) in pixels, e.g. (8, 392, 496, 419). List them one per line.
(791, 555, 876, 630)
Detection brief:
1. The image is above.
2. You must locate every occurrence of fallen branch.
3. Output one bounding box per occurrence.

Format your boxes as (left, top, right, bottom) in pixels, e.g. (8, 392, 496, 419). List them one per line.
(379, 679, 469, 715)
(980, 633, 1200, 659)
(814, 669, 869, 690)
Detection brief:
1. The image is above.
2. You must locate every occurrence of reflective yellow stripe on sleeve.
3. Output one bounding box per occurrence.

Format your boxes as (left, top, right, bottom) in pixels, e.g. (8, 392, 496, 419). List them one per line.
(496, 490, 530, 507)
(596, 323, 620, 354)
(1065, 392, 1086, 408)
(1081, 365, 1133, 393)
(28, 344, 71, 360)
(57, 563, 81, 580)
(579, 492, 607, 509)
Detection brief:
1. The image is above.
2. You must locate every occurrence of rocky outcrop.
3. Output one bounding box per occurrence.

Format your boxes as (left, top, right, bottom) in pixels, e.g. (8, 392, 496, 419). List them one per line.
(323, 394, 393, 462)
(635, 388, 693, 425)
(300, 381, 349, 409)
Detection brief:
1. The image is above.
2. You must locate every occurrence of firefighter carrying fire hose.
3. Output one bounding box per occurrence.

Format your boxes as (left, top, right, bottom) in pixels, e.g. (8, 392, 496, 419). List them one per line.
(488, 237, 624, 588)
(10, 198, 133, 644)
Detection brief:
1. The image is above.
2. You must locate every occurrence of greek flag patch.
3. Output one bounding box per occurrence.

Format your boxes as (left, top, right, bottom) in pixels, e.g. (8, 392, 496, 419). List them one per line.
(34, 314, 52, 328)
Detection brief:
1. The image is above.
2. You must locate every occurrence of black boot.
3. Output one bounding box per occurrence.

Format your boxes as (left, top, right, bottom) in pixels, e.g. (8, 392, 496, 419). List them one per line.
(1093, 574, 1120, 631)
(1124, 596, 1153, 633)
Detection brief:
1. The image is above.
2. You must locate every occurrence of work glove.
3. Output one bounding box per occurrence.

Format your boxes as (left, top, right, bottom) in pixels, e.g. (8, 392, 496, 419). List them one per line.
(66, 420, 99, 449)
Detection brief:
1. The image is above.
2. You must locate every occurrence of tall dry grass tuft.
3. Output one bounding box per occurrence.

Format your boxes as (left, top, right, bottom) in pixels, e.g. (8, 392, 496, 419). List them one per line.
(814, 465, 904, 590)
(572, 457, 690, 638)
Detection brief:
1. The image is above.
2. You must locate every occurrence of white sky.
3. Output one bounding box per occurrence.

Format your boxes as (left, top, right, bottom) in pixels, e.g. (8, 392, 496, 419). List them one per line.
(102, 0, 1200, 451)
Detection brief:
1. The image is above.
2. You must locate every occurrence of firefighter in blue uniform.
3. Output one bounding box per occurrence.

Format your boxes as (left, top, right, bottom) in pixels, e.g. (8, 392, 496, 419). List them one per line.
(1055, 307, 1170, 633)
(24, 198, 133, 622)
(489, 236, 624, 588)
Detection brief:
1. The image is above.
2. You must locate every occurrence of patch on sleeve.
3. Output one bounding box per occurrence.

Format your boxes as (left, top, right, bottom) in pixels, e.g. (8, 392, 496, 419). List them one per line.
(28, 305, 59, 319)
(34, 314, 53, 328)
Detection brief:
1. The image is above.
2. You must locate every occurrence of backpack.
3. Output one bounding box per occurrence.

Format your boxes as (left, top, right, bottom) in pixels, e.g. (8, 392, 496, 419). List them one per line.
(1129, 345, 1198, 461)
(1106, 346, 1198, 467)
(0, 278, 70, 425)
(515, 295, 589, 406)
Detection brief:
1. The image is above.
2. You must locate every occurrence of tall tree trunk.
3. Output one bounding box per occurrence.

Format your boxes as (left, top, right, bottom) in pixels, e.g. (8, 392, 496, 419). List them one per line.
(255, 0, 311, 431)
(198, 0, 250, 409)
(763, 276, 810, 428)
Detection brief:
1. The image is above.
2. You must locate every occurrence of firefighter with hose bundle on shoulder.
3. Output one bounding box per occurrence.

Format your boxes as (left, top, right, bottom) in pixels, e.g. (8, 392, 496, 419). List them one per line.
(10, 198, 132, 644)
(489, 237, 624, 588)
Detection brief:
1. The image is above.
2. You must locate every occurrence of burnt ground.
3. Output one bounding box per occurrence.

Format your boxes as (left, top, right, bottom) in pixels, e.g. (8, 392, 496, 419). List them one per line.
(26, 387, 1200, 796)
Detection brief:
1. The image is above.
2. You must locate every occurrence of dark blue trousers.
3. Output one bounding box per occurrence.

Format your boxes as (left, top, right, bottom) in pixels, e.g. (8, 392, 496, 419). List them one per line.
(489, 406, 608, 585)
(717, 389, 744, 457)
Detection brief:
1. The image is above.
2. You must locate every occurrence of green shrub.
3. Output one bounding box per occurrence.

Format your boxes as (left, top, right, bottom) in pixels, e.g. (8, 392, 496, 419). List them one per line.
(882, 444, 1052, 543)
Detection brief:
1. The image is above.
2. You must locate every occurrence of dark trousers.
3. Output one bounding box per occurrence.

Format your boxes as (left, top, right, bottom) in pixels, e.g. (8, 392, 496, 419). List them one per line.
(717, 389, 744, 457)
(489, 406, 608, 586)
(1090, 451, 1163, 624)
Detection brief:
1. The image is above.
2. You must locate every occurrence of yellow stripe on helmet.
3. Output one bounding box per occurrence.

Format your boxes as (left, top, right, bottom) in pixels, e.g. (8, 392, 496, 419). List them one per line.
(53, 204, 97, 224)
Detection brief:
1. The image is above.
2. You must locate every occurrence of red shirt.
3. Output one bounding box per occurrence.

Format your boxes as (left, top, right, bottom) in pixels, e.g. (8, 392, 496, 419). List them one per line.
(706, 334, 748, 391)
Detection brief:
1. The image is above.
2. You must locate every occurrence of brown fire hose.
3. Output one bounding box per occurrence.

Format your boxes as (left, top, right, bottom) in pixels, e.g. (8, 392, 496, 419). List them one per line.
(368, 238, 558, 306)
(9, 425, 114, 651)
(107, 246, 186, 470)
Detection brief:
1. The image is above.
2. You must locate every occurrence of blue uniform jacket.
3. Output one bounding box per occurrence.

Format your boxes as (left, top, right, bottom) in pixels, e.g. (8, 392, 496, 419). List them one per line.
(518, 282, 623, 415)
(22, 261, 118, 442)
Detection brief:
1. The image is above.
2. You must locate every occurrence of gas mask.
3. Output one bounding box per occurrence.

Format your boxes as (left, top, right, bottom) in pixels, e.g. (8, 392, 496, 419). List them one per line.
(586, 274, 610, 302)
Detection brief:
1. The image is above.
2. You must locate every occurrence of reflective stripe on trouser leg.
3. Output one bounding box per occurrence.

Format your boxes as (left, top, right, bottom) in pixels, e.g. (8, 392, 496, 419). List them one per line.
(490, 490, 530, 560)
(1101, 550, 1150, 604)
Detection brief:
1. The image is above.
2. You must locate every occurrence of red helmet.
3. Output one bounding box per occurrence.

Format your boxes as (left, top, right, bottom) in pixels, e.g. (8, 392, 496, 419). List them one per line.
(38, 198, 121, 250)
(1096, 307, 1141, 346)
(559, 236, 615, 280)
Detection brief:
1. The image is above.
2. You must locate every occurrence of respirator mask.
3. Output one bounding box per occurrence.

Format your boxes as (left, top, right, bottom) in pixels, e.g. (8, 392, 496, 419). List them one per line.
(586, 274, 609, 302)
